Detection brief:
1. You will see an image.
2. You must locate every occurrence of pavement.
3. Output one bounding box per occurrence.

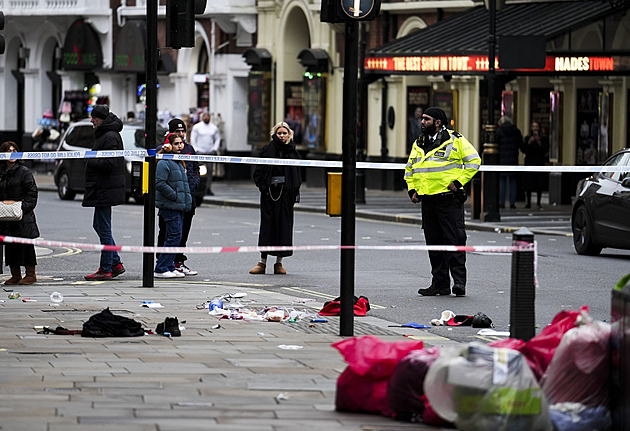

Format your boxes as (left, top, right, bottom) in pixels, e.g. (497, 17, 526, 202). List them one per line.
(0, 171, 573, 430)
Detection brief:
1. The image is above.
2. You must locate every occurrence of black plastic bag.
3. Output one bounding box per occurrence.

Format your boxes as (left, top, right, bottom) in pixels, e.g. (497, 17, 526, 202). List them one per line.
(82, 308, 145, 337)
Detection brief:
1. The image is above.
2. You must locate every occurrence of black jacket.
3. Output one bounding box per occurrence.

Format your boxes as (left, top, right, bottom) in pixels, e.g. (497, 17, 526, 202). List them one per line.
(496, 122, 523, 166)
(253, 136, 302, 198)
(0, 162, 40, 239)
(82, 113, 126, 207)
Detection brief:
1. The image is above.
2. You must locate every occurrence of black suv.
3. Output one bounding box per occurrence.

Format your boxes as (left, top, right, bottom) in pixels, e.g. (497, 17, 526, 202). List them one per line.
(53, 120, 207, 205)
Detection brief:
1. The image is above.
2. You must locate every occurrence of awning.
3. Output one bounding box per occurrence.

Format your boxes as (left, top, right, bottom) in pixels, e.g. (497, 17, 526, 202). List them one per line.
(60, 19, 103, 71)
(114, 20, 176, 74)
(366, 0, 630, 75)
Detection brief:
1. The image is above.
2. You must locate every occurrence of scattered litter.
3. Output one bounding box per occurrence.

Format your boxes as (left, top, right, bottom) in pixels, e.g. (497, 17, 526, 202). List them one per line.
(275, 392, 290, 402)
(141, 301, 164, 308)
(50, 292, 64, 303)
(310, 318, 328, 323)
(49, 303, 60, 307)
(0, 300, 4, 303)
(291, 298, 316, 304)
(477, 328, 510, 336)
(257, 332, 266, 336)
(8, 292, 20, 299)
(277, 345, 303, 350)
(430, 310, 455, 326)
(22, 298, 37, 302)
(389, 322, 432, 329)
(264, 307, 286, 322)
(211, 324, 222, 329)
(3, 288, 13, 292)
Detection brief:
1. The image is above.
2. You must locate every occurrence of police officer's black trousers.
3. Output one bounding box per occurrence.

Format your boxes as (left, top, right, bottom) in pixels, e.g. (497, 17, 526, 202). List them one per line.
(421, 193, 467, 288)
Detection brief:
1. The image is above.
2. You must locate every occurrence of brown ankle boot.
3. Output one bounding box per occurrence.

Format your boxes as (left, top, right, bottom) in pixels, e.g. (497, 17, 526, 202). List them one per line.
(249, 262, 266, 274)
(18, 266, 37, 285)
(4, 266, 22, 285)
(274, 263, 287, 275)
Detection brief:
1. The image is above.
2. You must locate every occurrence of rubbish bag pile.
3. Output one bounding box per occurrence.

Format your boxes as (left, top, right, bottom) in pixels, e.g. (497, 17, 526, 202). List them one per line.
(333, 306, 613, 431)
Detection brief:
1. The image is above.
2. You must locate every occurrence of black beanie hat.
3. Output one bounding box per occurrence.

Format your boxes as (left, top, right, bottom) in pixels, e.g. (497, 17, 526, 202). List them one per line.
(169, 118, 186, 133)
(424, 107, 448, 127)
(91, 104, 109, 120)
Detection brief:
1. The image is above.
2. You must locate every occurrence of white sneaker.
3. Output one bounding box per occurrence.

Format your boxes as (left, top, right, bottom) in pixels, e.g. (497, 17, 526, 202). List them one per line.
(154, 271, 177, 279)
(175, 263, 198, 276)
(171, 270, 185, 278)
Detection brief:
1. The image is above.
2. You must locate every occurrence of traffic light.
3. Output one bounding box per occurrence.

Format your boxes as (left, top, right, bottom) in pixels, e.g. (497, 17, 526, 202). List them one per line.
(166, 0, 207, 49)
(0, 12, 5, 55)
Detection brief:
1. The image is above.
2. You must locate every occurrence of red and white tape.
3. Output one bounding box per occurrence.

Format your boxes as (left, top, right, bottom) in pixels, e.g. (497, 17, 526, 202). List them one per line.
(0, 235, 536, 254)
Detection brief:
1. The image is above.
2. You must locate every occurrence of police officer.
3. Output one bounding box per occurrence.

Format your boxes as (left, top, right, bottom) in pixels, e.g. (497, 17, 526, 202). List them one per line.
(405, 107, 481, 297)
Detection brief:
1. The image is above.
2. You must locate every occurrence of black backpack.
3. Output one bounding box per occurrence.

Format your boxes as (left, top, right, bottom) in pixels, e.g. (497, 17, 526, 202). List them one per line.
(82, 308, 145, 337)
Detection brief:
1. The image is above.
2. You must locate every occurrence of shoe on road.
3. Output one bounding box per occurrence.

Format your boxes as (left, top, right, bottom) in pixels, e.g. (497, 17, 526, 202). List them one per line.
(417, 285, 451, 296)
(85, 268, 113, 281)
(249, 262, 266, 274)
(274, 263, 287, 275)
(156, 317, 181, 337)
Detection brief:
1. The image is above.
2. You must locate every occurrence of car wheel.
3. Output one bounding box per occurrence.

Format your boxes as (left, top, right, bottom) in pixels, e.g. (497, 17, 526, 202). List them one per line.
(57, 171, 76, 200)
(572, 205, 602, 255)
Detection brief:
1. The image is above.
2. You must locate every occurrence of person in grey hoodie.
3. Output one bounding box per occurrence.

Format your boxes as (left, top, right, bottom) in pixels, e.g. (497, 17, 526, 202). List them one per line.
(154, 133, 192, 278)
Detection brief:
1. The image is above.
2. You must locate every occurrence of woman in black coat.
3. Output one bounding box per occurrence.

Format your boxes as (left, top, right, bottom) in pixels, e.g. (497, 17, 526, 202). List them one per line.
(249, 122, 301, 275)
(0, 141, 40, 285)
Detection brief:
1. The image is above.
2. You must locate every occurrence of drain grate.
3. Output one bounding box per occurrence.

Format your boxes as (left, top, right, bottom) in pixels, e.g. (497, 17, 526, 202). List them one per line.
(287, 320, 401, 336)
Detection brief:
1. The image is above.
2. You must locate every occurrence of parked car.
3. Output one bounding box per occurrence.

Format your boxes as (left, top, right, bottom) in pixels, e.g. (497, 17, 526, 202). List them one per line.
(571, 148, 630, 255)
(53, 120, 207, 205)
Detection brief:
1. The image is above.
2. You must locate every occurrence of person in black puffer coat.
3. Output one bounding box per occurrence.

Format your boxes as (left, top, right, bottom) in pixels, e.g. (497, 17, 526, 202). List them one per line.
(82, 105, 126, 281)
(496, 116, 523, 209)
(249, 121, 301, 275)
(0, 141, 40, 285)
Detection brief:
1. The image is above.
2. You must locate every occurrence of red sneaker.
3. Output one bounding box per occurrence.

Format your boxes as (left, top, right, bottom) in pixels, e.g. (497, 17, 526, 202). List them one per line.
(85, 268, 113, 281)
(112, 263, 125, 278)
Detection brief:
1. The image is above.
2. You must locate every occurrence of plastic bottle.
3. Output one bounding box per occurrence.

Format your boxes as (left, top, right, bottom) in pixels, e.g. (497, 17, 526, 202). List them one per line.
(8, 292, 20, 299)
(50, 292, 64, 303)
(209, 299, 223, 311)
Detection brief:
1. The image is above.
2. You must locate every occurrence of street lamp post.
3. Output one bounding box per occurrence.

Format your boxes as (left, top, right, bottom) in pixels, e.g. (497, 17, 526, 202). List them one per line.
(482, 0, 500, 222)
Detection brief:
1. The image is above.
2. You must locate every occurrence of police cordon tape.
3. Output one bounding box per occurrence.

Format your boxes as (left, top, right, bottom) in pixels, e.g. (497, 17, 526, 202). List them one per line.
(0, 235, 536, 255)
(0, 151, 627, 173)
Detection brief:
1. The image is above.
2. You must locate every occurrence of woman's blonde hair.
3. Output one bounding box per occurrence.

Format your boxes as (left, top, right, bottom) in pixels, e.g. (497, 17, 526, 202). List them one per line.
(271, 121, 294, 141)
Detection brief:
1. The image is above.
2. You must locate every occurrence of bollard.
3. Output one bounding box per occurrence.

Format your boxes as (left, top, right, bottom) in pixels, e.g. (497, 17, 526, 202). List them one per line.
(510, 227, 535, 341)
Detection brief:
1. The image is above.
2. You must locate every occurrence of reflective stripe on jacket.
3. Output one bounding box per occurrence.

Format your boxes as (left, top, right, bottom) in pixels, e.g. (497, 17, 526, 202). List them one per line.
(404, 129, 481, 196)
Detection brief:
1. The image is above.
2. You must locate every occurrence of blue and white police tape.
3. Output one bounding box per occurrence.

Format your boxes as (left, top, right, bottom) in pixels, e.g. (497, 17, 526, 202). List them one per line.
(0, 151, 627, 172)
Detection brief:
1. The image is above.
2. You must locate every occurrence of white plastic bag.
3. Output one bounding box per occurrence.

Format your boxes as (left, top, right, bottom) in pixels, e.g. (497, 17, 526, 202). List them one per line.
(424, 342, 552, 431)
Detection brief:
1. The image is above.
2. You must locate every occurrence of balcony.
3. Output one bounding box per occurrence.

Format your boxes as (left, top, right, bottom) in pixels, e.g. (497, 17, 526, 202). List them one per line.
(0, 0, 110, 15)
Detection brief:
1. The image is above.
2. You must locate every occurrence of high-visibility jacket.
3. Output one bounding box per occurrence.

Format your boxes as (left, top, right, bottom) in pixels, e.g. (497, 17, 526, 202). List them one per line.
(404, 128, 481, 196)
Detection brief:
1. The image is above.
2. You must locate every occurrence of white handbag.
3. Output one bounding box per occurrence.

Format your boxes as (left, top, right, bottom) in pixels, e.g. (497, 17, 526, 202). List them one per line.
(0, 201, 23, 221)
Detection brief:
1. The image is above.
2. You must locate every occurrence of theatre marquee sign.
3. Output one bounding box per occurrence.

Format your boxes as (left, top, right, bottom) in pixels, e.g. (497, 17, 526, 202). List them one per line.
(365, 54, 630, 74)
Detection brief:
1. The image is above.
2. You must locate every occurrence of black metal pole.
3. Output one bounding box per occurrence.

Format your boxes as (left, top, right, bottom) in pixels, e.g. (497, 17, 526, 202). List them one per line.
(340, 20, 358, 337)
(482, 0, 500, 222)
(142, 0, 158, 287)
(510, 227, 535, 341)
(356, 22, 367, 204)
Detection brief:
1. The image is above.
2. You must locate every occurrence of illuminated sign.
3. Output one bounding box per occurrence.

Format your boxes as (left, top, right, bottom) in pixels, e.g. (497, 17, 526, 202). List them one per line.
(365, 55, 627, 74)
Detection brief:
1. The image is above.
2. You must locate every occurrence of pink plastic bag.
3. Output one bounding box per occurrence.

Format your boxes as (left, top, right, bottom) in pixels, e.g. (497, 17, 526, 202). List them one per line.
(490, 306, 586, 380)
(541, 317, 611, 407)
(332, 335, 424, 417)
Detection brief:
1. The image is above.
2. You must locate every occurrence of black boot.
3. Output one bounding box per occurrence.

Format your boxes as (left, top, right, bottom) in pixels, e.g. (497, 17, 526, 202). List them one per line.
(156, 317, 181, 337)
(418, 285, 451, 296)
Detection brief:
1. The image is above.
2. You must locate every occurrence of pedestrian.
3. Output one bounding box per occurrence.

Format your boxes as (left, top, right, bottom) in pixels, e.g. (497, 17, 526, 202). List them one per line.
(521, 121, 549, 209)
(496, 116, 523, 209)
(156, 118, 199, 276)
(0, 141, 40, 285)
(405, 107, 481, 297)
(190, 112, 221, 196)
(249, 121, 302, 275)
(83, 105, 126, 281)
(154, 133, 192, 278)
(408, 106, 424, 152)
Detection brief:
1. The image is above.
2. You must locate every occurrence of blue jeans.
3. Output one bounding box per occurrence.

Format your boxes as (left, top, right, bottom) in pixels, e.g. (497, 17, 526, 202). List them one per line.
(93, 206, 121, 272)
(499, 173, 517, 207)
(155, 208, 183, 273)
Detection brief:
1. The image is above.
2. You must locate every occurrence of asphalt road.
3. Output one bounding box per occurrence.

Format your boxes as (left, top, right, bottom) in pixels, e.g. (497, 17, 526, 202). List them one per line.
(27, 190, 629, 345)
